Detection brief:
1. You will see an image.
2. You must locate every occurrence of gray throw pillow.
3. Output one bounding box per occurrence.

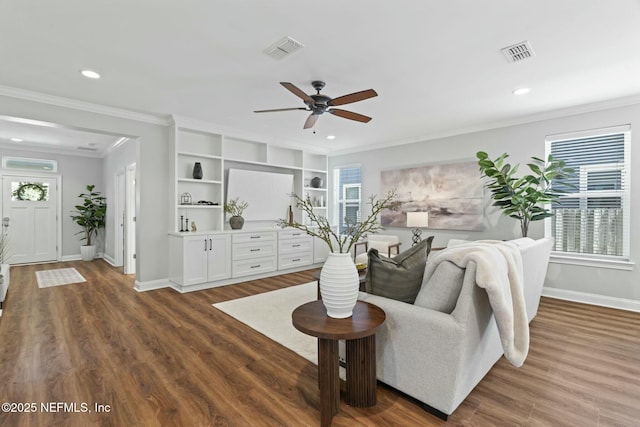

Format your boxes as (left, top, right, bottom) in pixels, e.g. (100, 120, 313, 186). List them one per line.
(414, 260, 465, 313)
(365, 236, 433, 303)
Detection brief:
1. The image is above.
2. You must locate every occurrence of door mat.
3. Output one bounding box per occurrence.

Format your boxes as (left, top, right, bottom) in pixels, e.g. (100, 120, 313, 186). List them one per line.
(36, 268, 86, 288)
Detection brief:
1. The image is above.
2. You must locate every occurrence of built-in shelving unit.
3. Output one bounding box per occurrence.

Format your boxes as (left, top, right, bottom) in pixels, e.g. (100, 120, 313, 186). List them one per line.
(170, 119, 328, 233)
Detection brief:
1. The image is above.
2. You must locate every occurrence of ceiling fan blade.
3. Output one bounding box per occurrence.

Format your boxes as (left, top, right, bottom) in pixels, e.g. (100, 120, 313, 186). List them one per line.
(254, 107, 308, 113)
(280, 82, 315, 103)
(303, 113, 320, 129)
(328, 108, 372, 123)
(328, 89, 378, 106)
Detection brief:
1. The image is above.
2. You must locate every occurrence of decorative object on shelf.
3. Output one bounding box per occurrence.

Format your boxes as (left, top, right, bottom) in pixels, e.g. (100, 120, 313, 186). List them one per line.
(180, 215, 185, 232)
(70, 184, 107, 261)
(180, 192, 192, 205)
(310, 176, 323, 188)
(406, 211, 429, 246)
(191, 221, 197, 232)
(192, 162, 203, 179)
(277, 190, 396, 318)
(476, 151, 575, 237)
(184, 217, 189, 232)
(288, 205, 294, 226)
(224, 197, 249, 230)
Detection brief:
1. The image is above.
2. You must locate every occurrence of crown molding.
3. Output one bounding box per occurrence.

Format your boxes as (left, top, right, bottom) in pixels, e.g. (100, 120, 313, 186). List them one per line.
(0, 85, 171, 126)
(331, 93, 640, 156)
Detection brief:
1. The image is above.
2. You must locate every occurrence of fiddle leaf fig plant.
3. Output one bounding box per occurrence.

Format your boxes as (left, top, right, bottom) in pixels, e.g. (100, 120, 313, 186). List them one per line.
(476, 151, 575, 237)
(70, 185, 107, 246)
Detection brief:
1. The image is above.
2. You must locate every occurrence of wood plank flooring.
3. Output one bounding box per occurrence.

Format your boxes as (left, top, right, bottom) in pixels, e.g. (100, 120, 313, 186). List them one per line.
(0, 260, 638, 426)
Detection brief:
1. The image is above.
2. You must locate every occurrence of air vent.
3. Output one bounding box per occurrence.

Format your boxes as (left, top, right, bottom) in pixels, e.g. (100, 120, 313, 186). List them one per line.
(263, 36, 304, 60)
(77, 146, 98, 151)
(501, 41, 535, 63)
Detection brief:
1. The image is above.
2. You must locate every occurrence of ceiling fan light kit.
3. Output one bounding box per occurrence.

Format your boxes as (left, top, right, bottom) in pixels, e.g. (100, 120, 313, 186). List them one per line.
(254, 81, 377, 129)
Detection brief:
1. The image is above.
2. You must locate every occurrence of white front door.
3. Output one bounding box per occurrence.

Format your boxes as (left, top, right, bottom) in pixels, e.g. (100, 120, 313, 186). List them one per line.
(1, 175, 58, 264)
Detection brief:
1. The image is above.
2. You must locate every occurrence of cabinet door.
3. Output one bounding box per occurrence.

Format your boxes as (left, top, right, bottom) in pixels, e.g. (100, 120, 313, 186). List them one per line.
(208, 234, 231, 281)
(183, 235, 209, 285)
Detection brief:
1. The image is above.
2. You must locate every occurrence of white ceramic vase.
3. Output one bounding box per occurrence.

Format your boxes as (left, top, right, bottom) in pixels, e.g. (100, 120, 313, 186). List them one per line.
(319, 252, 359, 318)
(80, 245, 96, 261)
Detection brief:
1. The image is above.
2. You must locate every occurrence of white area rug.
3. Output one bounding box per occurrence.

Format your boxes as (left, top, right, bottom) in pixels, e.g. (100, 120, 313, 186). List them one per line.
(36, 268, 86, 288)
(213, 282, 319, 365)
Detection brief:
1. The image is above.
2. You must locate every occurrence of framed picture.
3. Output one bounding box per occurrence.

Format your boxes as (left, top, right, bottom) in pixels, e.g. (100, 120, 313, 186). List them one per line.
(380, 160, 484, 231)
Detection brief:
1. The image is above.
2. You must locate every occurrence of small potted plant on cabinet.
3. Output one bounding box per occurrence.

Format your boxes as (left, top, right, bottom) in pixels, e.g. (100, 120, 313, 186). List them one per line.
(70, 184, 107, 261)
(224, 197, 249, 230)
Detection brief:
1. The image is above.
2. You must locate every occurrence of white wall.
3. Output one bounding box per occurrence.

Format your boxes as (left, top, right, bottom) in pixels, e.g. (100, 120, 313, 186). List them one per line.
(329, 102, 640, 303)
(1, 95, 170, 283)
(102, 139, 138, 262)
(0, 146, 102, 257)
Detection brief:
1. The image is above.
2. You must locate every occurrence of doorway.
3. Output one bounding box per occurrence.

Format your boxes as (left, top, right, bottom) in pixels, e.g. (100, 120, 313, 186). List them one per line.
(1, 174, 60, 264)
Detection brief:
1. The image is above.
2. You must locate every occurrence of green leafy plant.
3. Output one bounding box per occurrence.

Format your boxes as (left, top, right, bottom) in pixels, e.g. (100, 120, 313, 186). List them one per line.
(476, 151, 575, 237)
(224, 198, 249, 217)
(70, 185, 107, 246)
(277, 190, 396, 253)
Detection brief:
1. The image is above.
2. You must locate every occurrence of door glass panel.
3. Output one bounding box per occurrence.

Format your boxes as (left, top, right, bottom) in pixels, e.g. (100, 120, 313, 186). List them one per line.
(10, 181, 50, 201)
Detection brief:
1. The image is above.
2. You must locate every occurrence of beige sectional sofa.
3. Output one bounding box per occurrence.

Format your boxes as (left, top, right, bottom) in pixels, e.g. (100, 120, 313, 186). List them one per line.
(357, 237, 553, 418)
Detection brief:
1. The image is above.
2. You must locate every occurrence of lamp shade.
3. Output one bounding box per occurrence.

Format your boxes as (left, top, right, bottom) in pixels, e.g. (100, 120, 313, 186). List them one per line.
(406, 211, 429, 228)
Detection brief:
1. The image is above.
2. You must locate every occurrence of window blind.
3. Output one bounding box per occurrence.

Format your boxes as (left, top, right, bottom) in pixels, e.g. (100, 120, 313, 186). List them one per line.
(545, 127, 630, 259)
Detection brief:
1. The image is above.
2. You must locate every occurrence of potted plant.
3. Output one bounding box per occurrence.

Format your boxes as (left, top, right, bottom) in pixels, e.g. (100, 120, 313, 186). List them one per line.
(224, 198, 249, 230)
(70, 184, 107, 261)
(278, 190, 395, 318)
(476, 151, 575, 237)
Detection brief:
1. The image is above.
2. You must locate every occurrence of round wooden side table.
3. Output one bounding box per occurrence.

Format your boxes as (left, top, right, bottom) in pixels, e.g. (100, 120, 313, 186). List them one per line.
(292, 300, 385, 427)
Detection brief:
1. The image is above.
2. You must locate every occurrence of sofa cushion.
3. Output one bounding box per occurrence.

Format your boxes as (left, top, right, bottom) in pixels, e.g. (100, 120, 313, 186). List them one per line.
(414, 260, 465, 313)
(365, 236, 433, 303)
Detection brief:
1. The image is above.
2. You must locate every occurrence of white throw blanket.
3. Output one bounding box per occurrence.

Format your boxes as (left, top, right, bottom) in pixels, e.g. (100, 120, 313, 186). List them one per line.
(424, 241, 529, 367)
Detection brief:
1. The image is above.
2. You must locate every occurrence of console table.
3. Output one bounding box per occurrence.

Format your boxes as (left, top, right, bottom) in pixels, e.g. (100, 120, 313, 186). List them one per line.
(292, 300, 385, 427)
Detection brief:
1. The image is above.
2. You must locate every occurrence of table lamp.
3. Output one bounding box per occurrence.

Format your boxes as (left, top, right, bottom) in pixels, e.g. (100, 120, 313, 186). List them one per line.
(406, 211, 429, 246)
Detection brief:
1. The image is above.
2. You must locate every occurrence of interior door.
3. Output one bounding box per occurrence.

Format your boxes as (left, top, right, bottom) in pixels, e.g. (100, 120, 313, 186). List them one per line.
(1, 175, 58, 264)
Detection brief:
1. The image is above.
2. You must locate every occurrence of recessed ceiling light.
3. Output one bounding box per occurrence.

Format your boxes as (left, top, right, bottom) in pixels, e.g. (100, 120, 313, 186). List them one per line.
(10, 138, 23, 142)
(327, 135, 336, 140)
(513, 87, 531, 95)
(81, 69, 101, 79)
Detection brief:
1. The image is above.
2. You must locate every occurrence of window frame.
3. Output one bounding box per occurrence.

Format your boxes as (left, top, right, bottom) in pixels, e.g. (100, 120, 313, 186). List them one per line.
(332, 164, 362, 236)
(544, 125, 633, 270)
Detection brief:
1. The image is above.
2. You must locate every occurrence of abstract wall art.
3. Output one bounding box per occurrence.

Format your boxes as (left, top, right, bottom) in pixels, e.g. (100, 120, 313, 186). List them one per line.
(380, 160, 484, 231)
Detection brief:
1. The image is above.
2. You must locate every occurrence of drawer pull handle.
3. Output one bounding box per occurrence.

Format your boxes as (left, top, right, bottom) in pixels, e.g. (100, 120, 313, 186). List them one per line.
(292, 233, 300, 236)
(292, 244, 301, 247)
(250, 236, 261, 239)
(292, 258, 300, 262)
(250, 264, 261, 269)
(250, 248, 261, 252)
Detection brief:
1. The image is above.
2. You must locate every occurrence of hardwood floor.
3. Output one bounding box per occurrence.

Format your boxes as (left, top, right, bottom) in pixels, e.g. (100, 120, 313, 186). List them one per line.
(0, 260, 638, 426)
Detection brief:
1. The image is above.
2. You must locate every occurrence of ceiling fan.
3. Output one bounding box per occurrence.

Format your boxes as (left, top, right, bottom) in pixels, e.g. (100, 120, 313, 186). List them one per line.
(254, 81, 378, 129)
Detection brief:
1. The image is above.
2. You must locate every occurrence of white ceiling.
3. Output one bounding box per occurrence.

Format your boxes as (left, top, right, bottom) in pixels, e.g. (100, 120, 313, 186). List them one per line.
(1, 0, 640, 156)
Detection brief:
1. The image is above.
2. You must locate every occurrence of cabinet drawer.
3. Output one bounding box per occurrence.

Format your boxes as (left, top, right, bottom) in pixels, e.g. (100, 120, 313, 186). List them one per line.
(278, 238, 313, 254)
(279, 229, 308, 240)
(278, 252, 313, 270)
(232, 240, 277, 260)
(232, 257, 277, 278)
(232, 232, 276, 244)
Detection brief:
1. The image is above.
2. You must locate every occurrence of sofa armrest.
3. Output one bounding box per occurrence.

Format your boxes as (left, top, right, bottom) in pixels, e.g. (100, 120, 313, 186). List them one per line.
(357, 292, 466, 413)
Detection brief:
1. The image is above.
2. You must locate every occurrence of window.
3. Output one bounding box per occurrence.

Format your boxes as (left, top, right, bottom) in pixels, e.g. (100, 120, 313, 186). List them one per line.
(545, 125, 630, 264)
(333, 165, 361, 235)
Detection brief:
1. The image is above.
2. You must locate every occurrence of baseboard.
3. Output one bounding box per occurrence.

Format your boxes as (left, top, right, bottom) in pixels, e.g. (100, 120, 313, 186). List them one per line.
(102, 254, 120, 267)
(60, 252, 104, 262)
(134, 278, 171, 292)
(542, 287, 640, 313)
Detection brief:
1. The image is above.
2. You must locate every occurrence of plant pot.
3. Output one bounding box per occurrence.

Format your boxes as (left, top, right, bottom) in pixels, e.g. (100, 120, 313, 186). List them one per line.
(229, 216, 244, 230)
(319, 252, 359, 318)
(80, 245, 97, 261)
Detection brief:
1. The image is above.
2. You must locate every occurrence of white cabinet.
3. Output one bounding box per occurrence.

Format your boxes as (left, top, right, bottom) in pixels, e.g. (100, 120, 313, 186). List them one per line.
(231, 231, 277, 278)
(169, 233, 231, 286)
(313, 236, 331, 264)
(278, 229, 313, 270)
